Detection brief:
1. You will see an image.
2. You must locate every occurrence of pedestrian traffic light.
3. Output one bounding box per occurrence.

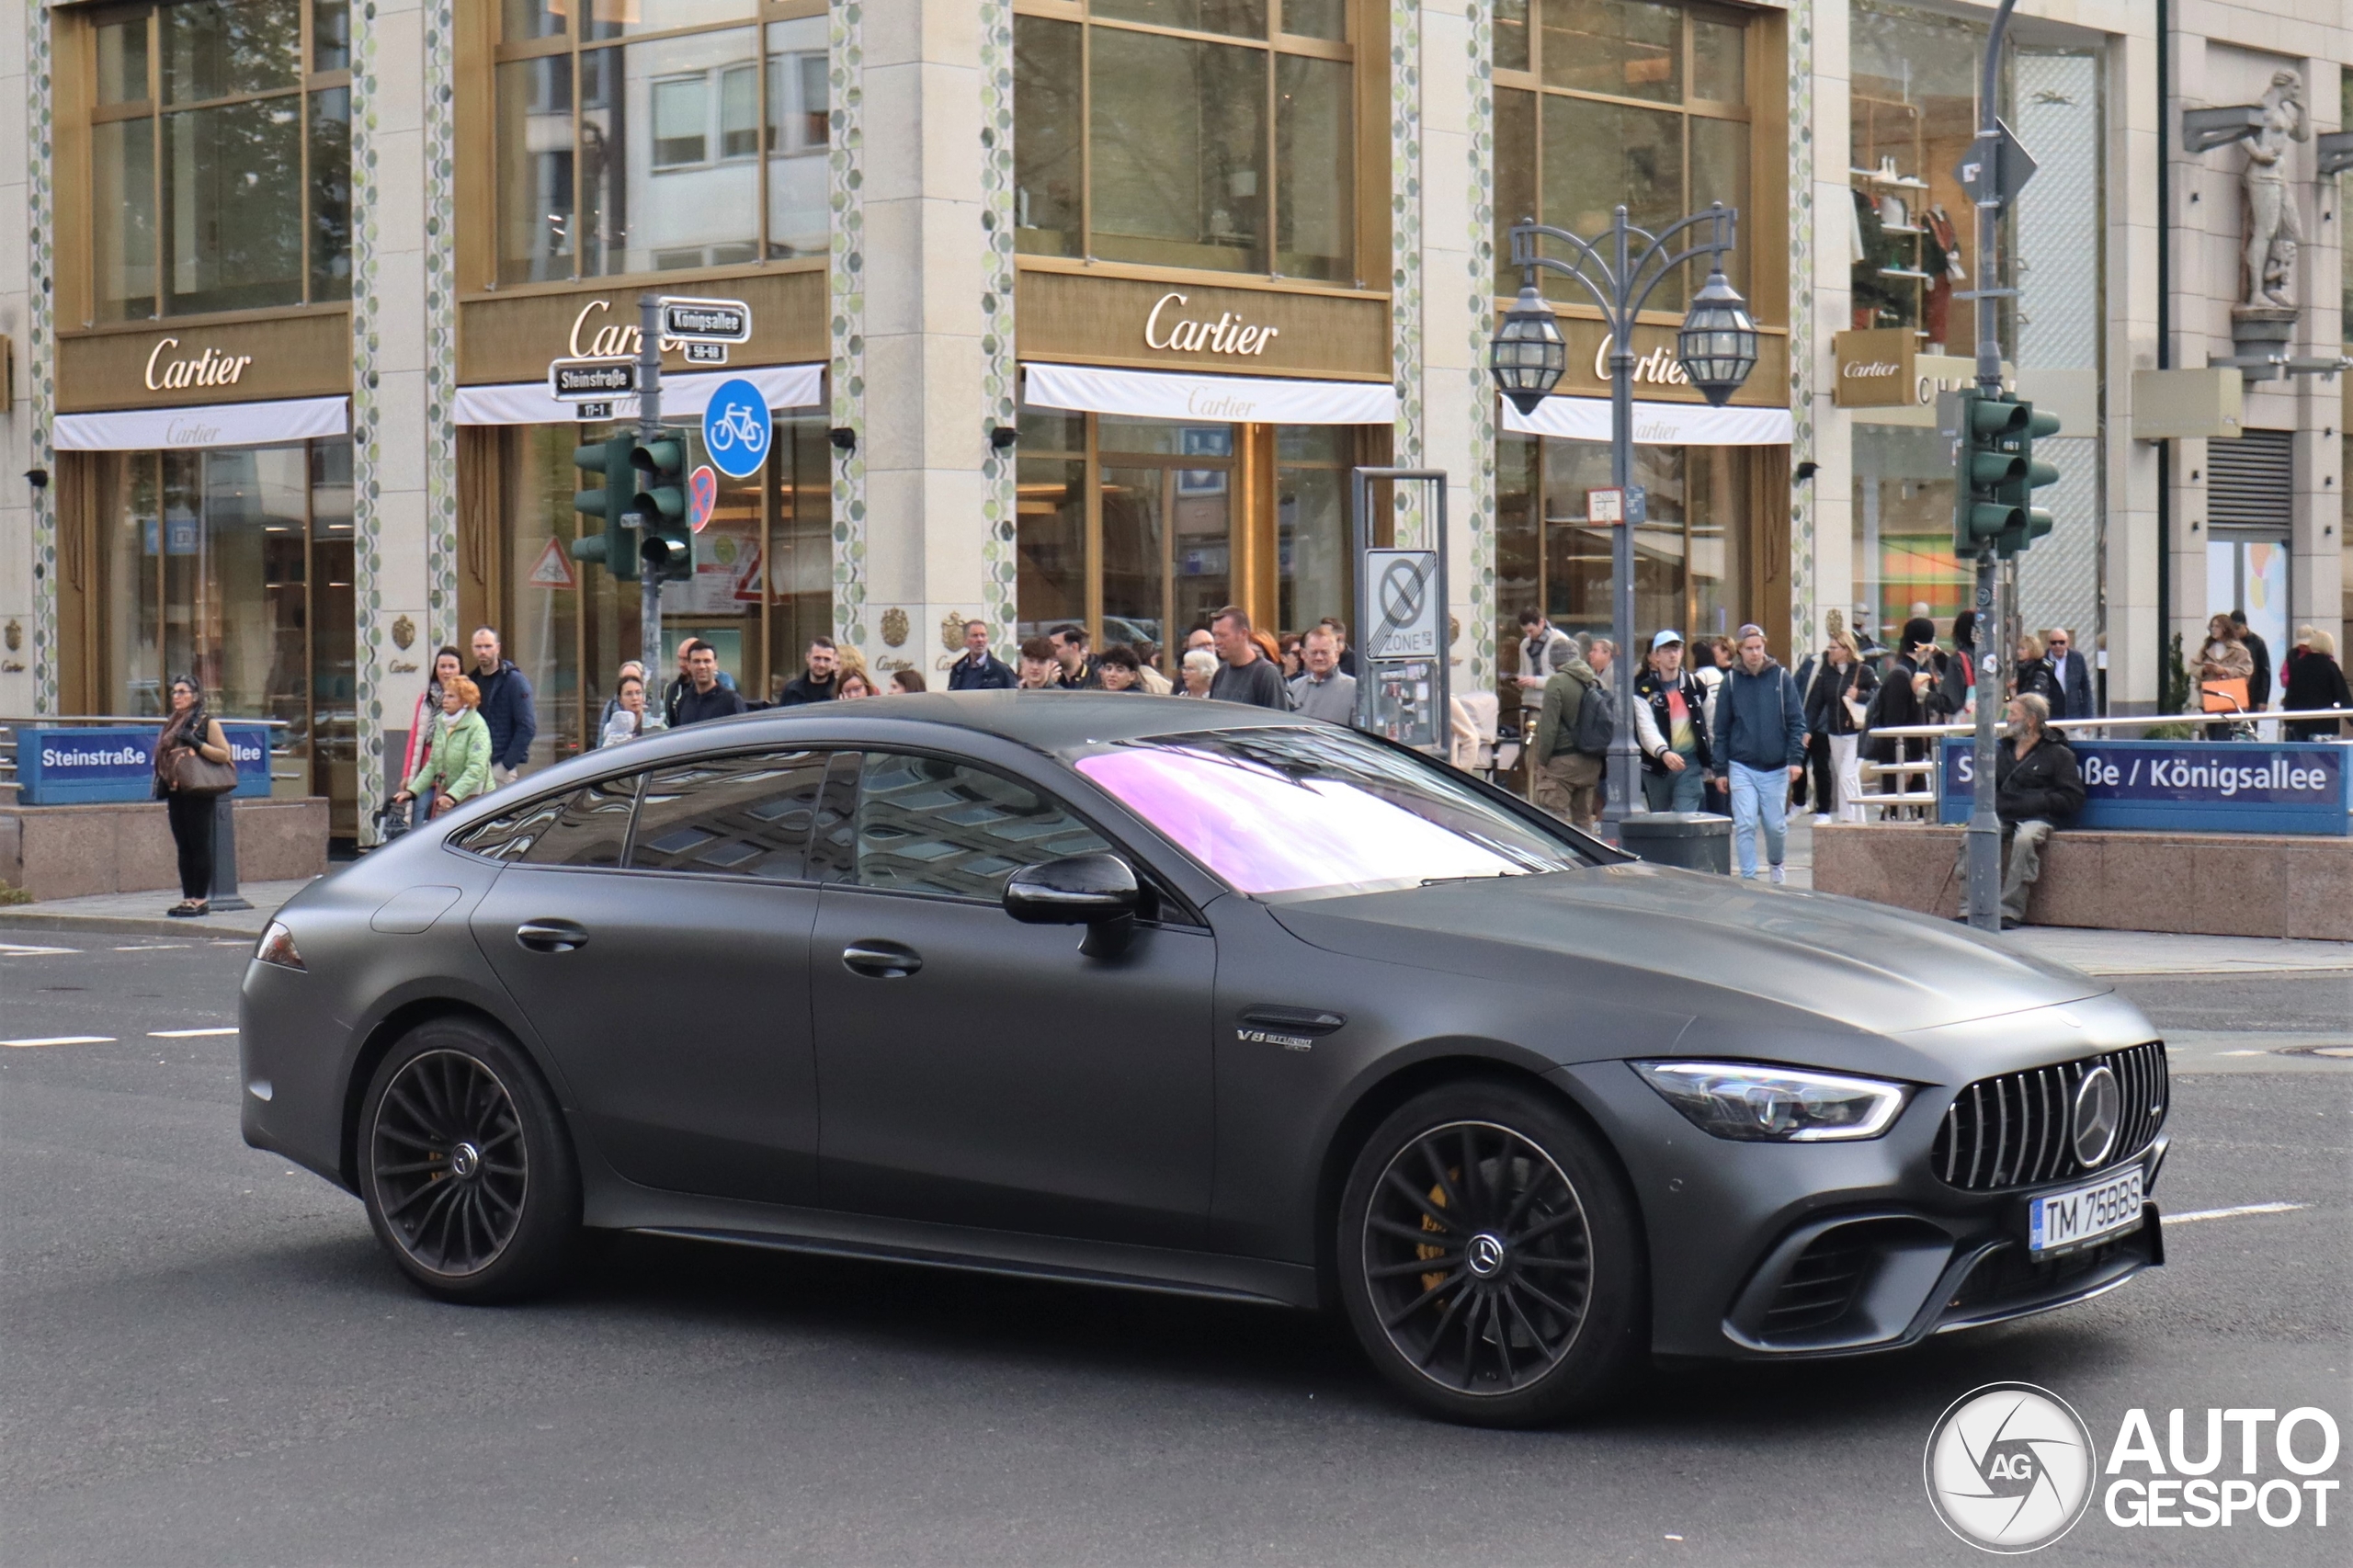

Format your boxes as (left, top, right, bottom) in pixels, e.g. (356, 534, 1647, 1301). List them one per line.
(1951, 390, 2029, 558)
(1994, 403, 2062, 559)
(568, 434, 639, 582)
(630, 434, 691, 580)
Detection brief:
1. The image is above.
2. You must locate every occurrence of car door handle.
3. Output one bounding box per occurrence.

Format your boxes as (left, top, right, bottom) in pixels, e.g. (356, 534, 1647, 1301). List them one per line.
(516, 919, 589, 953)
(842, 940, 922, 979)
(1239, 1006, 1346, 1035)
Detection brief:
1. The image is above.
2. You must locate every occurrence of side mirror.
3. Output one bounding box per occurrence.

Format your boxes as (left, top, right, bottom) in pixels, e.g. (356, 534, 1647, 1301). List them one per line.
(1003, 853, 1141, 957)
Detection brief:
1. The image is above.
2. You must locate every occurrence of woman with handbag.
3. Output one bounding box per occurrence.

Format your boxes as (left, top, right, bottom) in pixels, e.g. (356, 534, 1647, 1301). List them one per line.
(393, 676, 492, 821)
(2197, 613, 2255, 739)
(154, 676, 236, 918)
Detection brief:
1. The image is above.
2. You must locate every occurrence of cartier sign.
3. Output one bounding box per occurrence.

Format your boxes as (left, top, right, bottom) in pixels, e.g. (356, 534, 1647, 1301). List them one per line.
(1144, 292, 1280, 358)
(144, 338, 255, 391)
(56, 312, 351, 414)
(1593, 333, 1689, 388)
(1831, 328, 1917, 408)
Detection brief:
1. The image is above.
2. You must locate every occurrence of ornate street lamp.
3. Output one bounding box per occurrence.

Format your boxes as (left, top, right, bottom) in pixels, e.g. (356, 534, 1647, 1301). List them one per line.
(1487, 203, 1753, 835)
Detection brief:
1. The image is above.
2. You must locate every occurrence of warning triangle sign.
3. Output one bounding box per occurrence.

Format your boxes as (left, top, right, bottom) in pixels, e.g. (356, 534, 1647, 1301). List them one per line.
(529, 536, 576, 589)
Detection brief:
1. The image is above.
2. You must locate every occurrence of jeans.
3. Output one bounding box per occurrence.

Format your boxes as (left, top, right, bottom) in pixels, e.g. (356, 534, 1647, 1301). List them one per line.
(1641, 756, 1707, 813)
(1727, 760, 1789, 877)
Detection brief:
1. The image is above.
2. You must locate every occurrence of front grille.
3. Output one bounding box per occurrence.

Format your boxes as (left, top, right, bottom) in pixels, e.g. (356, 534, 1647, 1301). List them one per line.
(1930, 1041, 2168, 1191)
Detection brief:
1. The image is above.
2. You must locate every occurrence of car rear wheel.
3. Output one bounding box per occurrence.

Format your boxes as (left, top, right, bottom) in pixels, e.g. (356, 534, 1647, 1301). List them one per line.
(1337, 1081, 1646, 1426)
(358, 1017, 580, 1302)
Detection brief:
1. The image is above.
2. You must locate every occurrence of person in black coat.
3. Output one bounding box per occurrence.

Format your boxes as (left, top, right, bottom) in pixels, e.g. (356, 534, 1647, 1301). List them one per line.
(2231, 610, 2272, 710)
(2013, 632, 2062, 709)
(2281, 630, 2351, 739)
(1802, 632, 1878, 822)
(1953, 693, 2086, 928)
(2041, 628, 2095, 719)
(469, 627, 538, 784)
(1861, 618, 1946, 811)
(946, 619, 1017, 690)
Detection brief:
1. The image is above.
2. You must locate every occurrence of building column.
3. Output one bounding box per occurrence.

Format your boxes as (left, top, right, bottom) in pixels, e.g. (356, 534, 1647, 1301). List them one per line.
(350, 0, 457, 838)
(2293, 56, 2344, 656)
(7, 4, 55, 717)
(1799, 0, 1847, 658)
(1418, 0, 1494, 698)
(2104, 27, 2163, 713)
(848, 2, 1003, 685)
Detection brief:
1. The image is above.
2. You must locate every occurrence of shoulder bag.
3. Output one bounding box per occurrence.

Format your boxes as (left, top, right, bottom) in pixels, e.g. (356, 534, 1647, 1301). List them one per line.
(168, 724, 240, 797)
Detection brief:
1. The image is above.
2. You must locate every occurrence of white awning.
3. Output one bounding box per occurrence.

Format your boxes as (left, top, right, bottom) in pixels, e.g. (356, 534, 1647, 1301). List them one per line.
(1501, 394, 1792, 446)
(52, 395, 350, 452)
(454, 362, 825, 426)
(1023, 362, 1397, 426)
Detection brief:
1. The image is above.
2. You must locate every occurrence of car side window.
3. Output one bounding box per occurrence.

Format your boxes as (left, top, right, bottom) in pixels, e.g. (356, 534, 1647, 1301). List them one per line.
(853, 752, 1111, 900)
(459, 775, 638, 866)
(629, 750, 833, 880)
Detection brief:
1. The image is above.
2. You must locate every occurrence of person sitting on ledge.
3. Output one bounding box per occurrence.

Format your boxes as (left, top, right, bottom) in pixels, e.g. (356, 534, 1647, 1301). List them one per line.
(1953, 692, 2085, 931)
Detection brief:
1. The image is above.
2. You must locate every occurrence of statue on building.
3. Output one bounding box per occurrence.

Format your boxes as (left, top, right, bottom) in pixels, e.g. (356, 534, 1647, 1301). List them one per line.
(2241, 71, 2309, 309)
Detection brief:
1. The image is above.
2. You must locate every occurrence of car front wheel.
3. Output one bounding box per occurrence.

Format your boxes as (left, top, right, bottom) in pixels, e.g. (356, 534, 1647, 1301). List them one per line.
(357, 1016, 581, 1302)
(1337, 1080, 1646, 1426)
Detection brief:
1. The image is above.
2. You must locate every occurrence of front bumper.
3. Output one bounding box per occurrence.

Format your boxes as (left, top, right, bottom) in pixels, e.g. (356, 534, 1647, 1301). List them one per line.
(1549, 1061, 2166, 1361)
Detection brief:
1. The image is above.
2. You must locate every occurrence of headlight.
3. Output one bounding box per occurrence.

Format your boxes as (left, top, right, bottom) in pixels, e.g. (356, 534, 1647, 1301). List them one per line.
(255, 921, 305, 972)
(1631, 1061, 1907, 1142)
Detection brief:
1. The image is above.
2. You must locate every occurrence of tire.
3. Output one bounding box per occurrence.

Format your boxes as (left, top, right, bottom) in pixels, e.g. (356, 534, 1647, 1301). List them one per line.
(357, 1016, 581, 1303)
(1336, 1079, 1646, 1427)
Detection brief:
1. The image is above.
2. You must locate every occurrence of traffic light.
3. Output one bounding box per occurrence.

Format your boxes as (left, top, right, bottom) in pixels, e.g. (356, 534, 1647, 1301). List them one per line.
(630, 435, 690, 580)
(1951, 391, 2028, 558)
(568, 434, 639, 582)
(1995, 403, 2062, 559)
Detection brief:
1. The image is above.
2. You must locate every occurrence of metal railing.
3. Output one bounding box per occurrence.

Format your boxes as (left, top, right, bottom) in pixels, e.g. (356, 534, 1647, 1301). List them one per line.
(0, 715, 299, 797)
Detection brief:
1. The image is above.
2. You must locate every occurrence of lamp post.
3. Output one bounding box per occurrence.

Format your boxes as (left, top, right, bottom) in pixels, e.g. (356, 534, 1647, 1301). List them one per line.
(1489, 204, 1756, 835)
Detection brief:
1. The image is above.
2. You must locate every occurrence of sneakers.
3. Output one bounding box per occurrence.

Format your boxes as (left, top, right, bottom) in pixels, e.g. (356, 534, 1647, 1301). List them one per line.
(1812, 813, 1834, 826)
(1768, 864, 1786, 885)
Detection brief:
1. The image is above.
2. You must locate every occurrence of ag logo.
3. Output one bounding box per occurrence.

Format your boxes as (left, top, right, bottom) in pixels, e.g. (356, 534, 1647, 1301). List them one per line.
(1925, 1382, 2097, 1552)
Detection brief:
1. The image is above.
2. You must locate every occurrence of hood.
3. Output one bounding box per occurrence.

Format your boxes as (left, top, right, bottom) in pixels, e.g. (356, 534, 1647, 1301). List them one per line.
(1267, 862, 2109, 1035)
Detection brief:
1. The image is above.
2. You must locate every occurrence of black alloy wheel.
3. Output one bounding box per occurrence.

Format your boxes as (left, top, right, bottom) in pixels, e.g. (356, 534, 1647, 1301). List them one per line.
(1338, 1083, 1645, 1426)
(358, 1017, 581, 1302)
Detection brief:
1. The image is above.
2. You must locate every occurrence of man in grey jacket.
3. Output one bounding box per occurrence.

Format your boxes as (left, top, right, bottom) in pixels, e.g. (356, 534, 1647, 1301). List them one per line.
(1289, 626, 1357, 722)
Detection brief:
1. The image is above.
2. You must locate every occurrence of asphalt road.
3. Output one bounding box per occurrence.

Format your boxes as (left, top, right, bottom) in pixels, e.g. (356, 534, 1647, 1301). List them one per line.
(2, 932, 2346, 1567)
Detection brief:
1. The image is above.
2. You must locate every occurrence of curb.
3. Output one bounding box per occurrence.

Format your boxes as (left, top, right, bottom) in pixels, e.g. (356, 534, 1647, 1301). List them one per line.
(0, 909, 267, 941)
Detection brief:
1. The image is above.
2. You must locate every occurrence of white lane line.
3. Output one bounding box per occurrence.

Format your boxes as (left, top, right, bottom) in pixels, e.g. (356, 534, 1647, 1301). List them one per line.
(115, 943, 193, 951)
(0, 943, 77, 956)
(149, 1027, 237, 1039)
(2166, 1202, 2309, 1224)
(1, 1036, 117, 1048)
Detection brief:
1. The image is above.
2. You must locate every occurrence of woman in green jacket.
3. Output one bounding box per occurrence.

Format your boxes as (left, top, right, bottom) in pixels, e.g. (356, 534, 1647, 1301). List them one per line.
(395, 674, 493, 820)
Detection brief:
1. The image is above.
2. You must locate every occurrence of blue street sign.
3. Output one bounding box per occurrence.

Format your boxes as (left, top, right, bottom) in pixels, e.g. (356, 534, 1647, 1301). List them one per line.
(701, 377, 773, 479)
(1940, 738, 2351, 836)
(15, 724, 273, 804)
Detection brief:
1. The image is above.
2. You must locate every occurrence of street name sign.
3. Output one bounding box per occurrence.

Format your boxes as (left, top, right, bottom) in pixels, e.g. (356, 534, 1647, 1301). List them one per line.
(549, 357, 637, 401)
(1940, 738, 2350, 835)
(658, 296, 754, 344)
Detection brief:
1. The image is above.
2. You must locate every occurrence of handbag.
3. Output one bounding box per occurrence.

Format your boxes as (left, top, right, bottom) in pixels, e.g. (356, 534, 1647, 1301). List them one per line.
(169, 747, 239, 797)
(2200, 676, 2251, 714)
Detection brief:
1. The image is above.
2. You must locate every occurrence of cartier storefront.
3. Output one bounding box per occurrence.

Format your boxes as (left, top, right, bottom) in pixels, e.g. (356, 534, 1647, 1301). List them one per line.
(46, 0, 360, 833)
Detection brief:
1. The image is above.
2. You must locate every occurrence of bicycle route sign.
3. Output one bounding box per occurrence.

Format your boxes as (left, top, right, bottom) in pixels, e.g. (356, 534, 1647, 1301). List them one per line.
(1363, 548, 1441, 660)
(702, 376, 773, 479)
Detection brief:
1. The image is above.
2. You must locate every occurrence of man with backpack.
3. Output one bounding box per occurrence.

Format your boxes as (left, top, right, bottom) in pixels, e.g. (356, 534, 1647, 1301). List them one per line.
(1531, 637, 1614, 832)
(1712, 624, 1807, 883)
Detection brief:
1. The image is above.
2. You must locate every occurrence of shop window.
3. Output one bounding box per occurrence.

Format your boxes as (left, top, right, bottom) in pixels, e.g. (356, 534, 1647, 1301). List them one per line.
(1493, 0, 1753, 307)
(84, 0, 352, 322)
(493, 0, 828, 283)
(90, 438, 358, 832)
(1013, 1, 1358, 283)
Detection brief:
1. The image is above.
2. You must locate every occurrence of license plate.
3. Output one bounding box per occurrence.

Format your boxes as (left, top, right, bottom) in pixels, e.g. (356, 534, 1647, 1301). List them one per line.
(2029, 1167, 2145, 1254)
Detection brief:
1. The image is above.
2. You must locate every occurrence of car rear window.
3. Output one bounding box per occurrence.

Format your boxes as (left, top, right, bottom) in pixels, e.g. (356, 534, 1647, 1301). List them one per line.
(1073, 728, 1590, 899)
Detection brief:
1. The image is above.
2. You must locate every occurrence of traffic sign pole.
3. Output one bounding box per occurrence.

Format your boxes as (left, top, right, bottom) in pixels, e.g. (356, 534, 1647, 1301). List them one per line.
(639, 293, 665, 728)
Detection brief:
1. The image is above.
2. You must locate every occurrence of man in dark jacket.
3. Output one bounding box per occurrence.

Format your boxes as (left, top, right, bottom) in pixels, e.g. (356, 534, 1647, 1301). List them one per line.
(775, 637, 840, 705)
(673, 642, 748, 726)
(947, 619, 1016, 690)
(1956, 692, 2086, 928)
(1049, 624, 1102, 690)
(2230, 610, 2271, 710)
(1711, 624, 1805, 882)
(2042, 627, 2095, 720)
(1632, 631, 1712, 813)
(469, 627, 537, 785)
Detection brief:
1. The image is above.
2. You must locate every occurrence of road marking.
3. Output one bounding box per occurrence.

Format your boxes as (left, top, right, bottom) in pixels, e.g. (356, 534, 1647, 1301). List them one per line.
(0, 942, 76, 957)
(149, 1027, 237, 1039)
(1, 1036, 116, 1048)
(2166, 1202, 2308, 1224)
(115, 943, 193, 951)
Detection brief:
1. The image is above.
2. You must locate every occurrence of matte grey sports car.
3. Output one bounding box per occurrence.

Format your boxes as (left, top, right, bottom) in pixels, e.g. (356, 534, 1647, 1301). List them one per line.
(242, 694, 2167, 1426)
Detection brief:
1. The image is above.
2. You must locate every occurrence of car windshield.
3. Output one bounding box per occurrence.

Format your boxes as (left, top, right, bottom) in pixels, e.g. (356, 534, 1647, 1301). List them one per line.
(1072, 728, 1593, 900)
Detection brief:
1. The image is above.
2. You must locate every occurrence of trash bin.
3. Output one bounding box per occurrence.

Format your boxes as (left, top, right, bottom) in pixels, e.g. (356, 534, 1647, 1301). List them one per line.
(1618, 812, 1732, 874)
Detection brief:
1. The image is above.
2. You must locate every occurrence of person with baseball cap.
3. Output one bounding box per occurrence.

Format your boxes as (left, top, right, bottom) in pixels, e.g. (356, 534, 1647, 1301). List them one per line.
(1632, 630, 1713, 813)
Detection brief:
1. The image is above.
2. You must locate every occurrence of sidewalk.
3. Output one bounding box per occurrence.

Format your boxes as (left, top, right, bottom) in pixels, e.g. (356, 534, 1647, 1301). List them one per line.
(0, 879, 313, 940)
